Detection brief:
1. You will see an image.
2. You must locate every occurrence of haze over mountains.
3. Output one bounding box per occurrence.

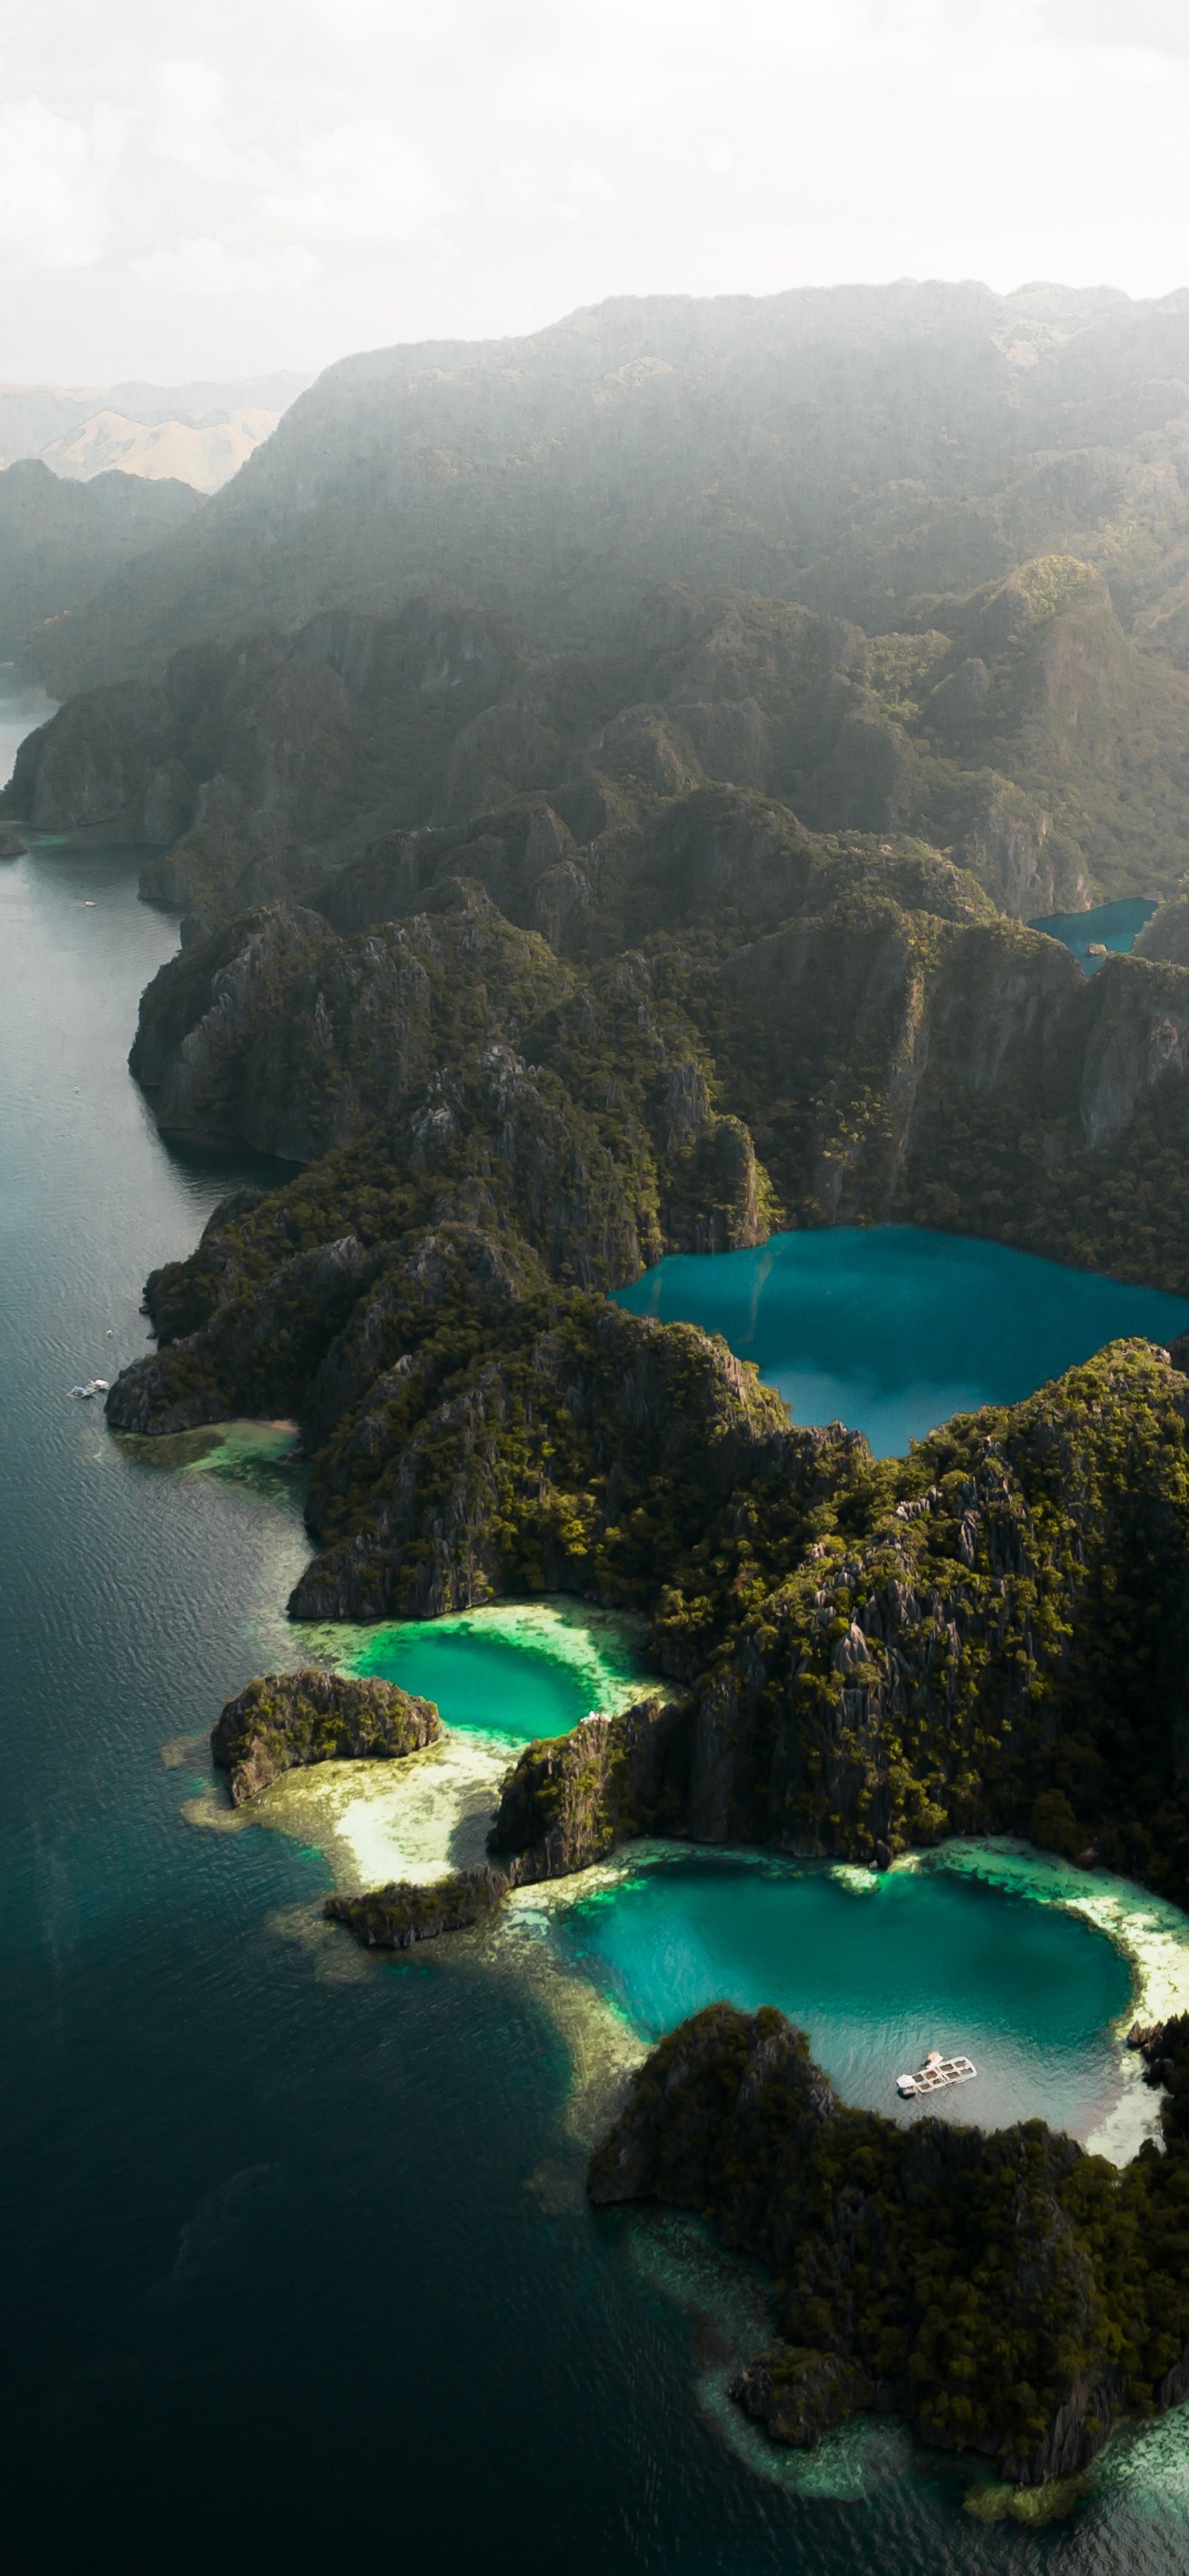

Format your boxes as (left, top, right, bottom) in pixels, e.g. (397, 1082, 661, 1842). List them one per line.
(28, 279, 1189, 693)
(0, 369, 309, 672)
(13, 278, 1189, 932)
(0, 372, 309, 488)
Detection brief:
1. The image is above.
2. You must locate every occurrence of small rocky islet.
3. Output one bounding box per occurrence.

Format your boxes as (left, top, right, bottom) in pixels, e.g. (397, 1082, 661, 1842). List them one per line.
(211, 1667, 441, 1805)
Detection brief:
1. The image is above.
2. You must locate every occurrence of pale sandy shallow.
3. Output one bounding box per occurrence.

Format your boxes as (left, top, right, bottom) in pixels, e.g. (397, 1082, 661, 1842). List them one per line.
(168, 1501, 1189, 2511)
(896, 1838, 1189, 2162)
(188, 1734, 1189, 2511)
(299, 1592, 676, 1718)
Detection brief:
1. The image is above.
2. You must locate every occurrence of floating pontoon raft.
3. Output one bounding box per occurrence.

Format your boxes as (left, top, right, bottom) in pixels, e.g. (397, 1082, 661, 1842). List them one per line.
(895, 2050, 976, 2099)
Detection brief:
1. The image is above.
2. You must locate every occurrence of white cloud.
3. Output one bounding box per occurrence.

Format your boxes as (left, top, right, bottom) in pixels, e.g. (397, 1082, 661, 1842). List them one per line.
(3, 0, 1189, 377)
(0, 98, 121, 269)
(151, 60, 265, 187)
(253, 125, 453, 246)
(132, 234, 320, 295)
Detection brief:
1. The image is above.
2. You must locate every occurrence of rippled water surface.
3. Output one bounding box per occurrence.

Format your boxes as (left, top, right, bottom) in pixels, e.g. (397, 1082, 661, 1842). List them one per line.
(4, 824, 1189, 2569)
(613, 1224, 1189, 1455)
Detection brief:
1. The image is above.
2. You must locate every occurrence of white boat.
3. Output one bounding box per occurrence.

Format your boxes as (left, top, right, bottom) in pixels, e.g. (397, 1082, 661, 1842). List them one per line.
(895, 2049, 977, 2099)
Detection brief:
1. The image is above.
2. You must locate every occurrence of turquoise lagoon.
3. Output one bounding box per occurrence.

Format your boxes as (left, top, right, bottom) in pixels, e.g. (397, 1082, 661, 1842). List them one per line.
(1028, 893, 1158, 971)
(549, 1848, 1134, 2146)
(328, 1597, 652, 1742)
(612, 1224, 1189, 1456)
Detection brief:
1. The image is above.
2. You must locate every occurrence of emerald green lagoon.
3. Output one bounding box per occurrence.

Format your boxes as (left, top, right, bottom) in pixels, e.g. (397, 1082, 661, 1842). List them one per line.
(331, 1599, 650, 1742)
(612, 1224, 1189, 1456)
(7, 812, 1189, 2563)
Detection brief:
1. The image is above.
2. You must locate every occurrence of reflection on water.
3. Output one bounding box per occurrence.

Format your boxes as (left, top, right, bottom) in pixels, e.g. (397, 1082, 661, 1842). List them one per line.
(612, 1224, 1189, 1456)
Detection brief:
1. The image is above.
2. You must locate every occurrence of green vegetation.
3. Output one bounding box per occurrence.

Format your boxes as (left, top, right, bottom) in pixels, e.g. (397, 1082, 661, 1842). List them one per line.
(210, 1667, 440, 1803)
(589, 2004, 1189, 2485)
(325, 1868, 506, 1948)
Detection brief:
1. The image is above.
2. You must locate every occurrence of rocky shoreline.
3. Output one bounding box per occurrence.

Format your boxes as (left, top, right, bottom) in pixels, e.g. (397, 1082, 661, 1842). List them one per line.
(588, 2002, 1189, 2485)
(211, 1667, 440, 1805)
(325, 1867, 507, 1949)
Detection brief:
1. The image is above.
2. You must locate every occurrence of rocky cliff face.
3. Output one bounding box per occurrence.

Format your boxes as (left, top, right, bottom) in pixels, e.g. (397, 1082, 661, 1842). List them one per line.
(211, 1667, 440, 1803)
(29, 283, 1189, 705)
(12, 539, 1188, 931)
(124, 841, 1189, 1296)
(588, 2004, 1189, 2485)
(487, 1340, 1189, 1900)
(0, 455, 201, 669)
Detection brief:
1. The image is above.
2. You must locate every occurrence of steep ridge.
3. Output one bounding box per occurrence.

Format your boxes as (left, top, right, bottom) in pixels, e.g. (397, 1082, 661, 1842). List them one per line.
(80, 279, 1189, 2502)
(116, 852, 1189, 1287)
(28, 282, 1189, 700)
(0, 460, 203, 667)
(12, 550, 1189, 920)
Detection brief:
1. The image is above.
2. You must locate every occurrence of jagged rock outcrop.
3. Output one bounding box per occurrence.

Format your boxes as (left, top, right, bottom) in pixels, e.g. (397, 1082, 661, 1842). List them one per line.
(589, 2004, 1189, 2484)
(211, 1667, 440, 1803)
(7, 680, 187, 839)
(288, 1301, 799, 1623)
(22, 520, 1189, 946)
(324, 1867, 506, 1949)
(120, 820, 1189, 1297)
(478, 1340, 1189, 1902)
(670, 1339, 1189, 1872)
(108, 1234, 374, 1433)
(1135, 892, 1189, 970)
(490, 1698, 693, 1883)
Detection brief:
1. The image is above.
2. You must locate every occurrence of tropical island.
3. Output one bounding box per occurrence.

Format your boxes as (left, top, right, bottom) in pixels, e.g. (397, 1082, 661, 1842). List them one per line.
(13, 282, 1189, 2498)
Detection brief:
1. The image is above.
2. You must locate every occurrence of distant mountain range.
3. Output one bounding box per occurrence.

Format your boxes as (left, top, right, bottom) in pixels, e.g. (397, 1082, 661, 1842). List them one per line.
(0, 372, 311, 493)
(25, 281, 1189, 704)
(37, 405, 286, 497)
(0, 371, 311, 672)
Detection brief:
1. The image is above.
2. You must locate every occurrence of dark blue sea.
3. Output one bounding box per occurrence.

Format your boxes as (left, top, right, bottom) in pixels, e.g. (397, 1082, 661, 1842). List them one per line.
(4, 834, 1189, 2570)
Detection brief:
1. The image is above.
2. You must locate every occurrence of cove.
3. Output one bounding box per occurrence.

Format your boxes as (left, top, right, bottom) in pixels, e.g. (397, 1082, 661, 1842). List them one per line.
(1028, 894, 1158, 973)
(318, 1597, 655, 1743)
(550, 1849, 1133, 2146)
(612, 1224, 1189, 1456)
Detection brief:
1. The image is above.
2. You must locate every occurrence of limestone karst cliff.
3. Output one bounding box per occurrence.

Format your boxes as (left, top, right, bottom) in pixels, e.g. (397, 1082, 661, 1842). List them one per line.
(210, 1667, 441, 1803)
(9, 559, 1188, 923)
(588, 2005, 1189, 2485)
(29, 283, 1189, 706)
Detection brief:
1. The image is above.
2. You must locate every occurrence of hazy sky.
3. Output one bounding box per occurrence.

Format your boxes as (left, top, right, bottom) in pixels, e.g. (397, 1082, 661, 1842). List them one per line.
(4, 0, 1189, 386)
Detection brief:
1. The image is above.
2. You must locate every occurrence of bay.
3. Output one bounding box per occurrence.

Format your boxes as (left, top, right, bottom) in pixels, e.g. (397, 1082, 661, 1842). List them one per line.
(1028, 895, 1159, 973)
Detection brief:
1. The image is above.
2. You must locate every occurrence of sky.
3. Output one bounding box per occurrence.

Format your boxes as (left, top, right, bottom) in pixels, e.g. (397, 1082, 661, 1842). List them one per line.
(4, 0, 1189, 387)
